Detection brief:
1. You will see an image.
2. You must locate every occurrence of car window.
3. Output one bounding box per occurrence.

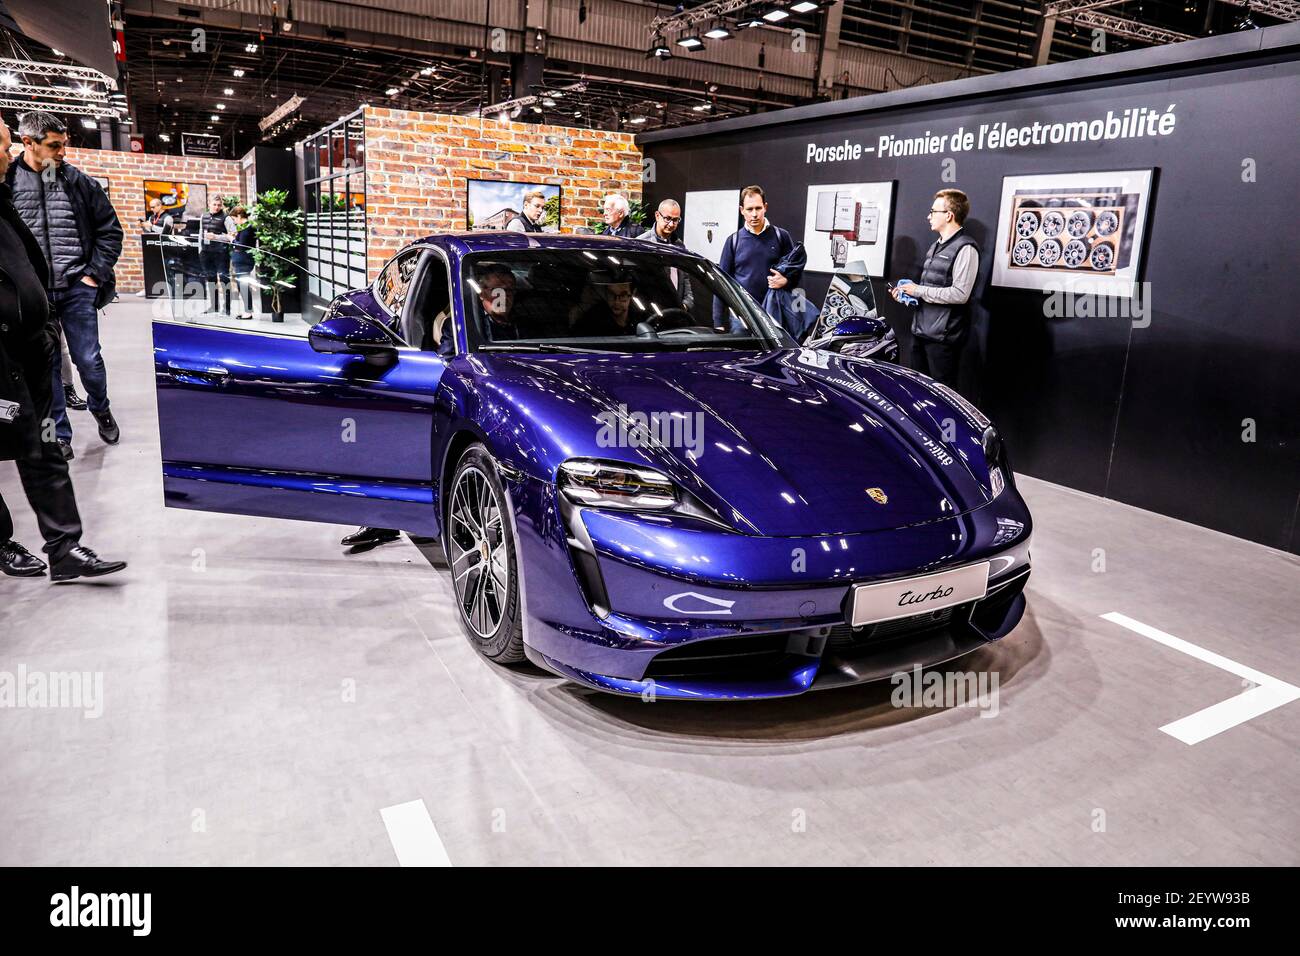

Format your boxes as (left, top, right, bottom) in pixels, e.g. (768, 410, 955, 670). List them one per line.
(397, 252, 456, 352)
(156, 227, 321, 338)
(375, 248, 422, 316)
(462, 249, 790, 353)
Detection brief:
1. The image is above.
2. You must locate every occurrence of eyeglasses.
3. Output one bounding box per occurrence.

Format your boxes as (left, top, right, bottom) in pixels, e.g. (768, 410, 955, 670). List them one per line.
(657, 214, 681, 223)
(927, 208, 949, 216)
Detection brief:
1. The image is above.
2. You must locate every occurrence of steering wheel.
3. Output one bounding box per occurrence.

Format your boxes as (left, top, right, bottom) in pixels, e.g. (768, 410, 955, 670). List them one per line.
(637, 307, 696, 334)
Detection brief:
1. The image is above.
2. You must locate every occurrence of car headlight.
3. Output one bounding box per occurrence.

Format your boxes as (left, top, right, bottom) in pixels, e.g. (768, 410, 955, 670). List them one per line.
(982, 426, 1009, 498)
(558, 460, 678, 510)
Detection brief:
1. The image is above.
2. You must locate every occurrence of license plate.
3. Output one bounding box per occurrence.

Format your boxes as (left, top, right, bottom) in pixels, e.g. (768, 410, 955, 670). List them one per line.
(850, 562, 990, 627)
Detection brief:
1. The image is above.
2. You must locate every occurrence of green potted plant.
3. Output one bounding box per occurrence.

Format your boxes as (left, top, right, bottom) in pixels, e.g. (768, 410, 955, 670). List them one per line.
(248, 188, 304, 322)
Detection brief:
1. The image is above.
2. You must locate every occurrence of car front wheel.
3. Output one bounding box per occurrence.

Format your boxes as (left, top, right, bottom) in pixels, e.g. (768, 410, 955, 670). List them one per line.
(445, 443, 525, 663)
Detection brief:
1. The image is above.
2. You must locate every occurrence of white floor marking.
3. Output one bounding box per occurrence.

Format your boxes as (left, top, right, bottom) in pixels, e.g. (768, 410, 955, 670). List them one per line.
(1101, 612, 1300, 745)
(380, 799, 453, 867)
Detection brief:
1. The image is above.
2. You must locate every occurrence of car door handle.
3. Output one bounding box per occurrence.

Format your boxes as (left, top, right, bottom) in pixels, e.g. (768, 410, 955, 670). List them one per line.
(165, 362, 231, 387)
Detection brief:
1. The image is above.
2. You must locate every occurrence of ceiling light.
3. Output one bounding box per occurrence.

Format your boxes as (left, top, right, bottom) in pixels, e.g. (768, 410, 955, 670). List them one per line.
(223, 87, 234, 95)
(0, 72, 16, 88)
(704, 21, 734, 40)
(739, 17, 765, 28)
(762, 8, 791, 22)
(790, 1, 821, 12)
(51, 49, 63, 56)
(159, 133, 171, 142)
(676, 34, 704, 50)
(210, 113, 219, 121)
(542, 97, 556, 107)
(629, 116, 647, 124)
(385, 87, 399, 96)
(245, 43, 258, 53)
(420, 66, 435, 76)
(233, 68, 246, 77)
(81, 117, 97, 129)
(216, 103, 226, 110)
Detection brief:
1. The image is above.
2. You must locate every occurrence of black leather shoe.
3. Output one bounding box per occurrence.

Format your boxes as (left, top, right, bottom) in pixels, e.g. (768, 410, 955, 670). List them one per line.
(93, 409, 120, 445)
(63, 384, 88, 410)
(58, 440, 74, 461)
(49, 545, 127, 582)
(1, 539, 47, 577)
(341, 527, 401, 550)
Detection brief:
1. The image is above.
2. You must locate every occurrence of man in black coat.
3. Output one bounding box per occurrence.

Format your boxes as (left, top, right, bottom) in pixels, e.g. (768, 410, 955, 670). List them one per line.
(0, 116, 125, 581)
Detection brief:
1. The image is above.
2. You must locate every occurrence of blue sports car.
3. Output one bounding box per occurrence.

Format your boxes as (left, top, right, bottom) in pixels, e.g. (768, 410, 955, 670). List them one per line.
(153, 233, 1031, 700)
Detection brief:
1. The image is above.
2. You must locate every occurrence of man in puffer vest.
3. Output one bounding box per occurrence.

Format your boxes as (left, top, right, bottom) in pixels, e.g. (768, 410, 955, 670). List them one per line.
(5, 111, 123, 458)
(891, 188, 980, 391)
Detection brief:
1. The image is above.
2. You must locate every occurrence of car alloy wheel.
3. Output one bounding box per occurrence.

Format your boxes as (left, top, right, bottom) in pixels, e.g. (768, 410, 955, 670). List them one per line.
(449, 464, 508, 639)
(445, 444, 526, 663)
(1012, 238, 1037, 266)
(1015, 210, 1040, 239)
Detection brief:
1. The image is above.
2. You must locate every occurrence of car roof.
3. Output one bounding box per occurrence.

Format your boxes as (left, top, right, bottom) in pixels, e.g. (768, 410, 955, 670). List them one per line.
(415, 231, 680, 259)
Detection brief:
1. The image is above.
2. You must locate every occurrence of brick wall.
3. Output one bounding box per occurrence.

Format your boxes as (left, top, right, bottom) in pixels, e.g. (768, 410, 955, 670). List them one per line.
(64, 147, 244, 293)
(362, 107, 643, 279)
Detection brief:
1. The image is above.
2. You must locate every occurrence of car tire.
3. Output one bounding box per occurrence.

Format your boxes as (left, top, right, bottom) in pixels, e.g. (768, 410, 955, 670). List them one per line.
(444, 443, 526, 664)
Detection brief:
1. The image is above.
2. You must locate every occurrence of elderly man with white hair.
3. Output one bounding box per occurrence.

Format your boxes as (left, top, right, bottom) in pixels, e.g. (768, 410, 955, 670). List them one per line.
(600, 193, 639, 238)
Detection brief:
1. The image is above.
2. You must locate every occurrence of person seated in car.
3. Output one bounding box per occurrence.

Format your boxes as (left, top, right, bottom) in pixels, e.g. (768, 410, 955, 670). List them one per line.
(474, 263, 531, 341)
(573, 271, 638, 336)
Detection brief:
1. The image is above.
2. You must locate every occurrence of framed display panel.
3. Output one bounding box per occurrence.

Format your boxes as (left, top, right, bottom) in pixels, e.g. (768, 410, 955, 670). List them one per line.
(144, 180, 207, 220)
(992, 169, 1155, 297)
(465, 179, 561, 232)
(683, 189, 739, 265)
(801, 180, 896, 277)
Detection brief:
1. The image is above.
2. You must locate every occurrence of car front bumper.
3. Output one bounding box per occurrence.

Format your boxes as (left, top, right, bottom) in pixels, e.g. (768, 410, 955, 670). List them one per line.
(506, 473, 1032, 700)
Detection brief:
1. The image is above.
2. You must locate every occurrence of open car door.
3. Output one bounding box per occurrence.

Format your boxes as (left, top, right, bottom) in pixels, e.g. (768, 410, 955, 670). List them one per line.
(151, 242, 451, 537)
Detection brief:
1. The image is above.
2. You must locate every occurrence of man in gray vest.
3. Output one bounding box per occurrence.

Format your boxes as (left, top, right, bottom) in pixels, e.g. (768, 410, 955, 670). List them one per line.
(891, 189, 979, 390)
(5, 111, 123, 457)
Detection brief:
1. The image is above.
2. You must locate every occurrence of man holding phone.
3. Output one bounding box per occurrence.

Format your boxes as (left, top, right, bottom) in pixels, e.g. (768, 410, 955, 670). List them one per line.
(891, 188, 979, 390)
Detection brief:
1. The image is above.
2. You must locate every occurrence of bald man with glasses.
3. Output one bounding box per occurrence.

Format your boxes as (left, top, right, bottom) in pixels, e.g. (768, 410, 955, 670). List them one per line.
(891, 188, 980, 390)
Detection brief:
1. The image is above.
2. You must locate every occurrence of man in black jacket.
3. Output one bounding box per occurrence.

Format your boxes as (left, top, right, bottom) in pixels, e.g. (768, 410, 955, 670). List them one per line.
(0, 116, 125, 581)
(5, 110, 123, 457)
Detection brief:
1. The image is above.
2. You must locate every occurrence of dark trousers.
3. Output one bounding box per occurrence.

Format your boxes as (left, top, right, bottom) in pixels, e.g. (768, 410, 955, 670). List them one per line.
(909, 334, 965, 390)
(48, 282, 109, 443)
(2, 337, 83, 559)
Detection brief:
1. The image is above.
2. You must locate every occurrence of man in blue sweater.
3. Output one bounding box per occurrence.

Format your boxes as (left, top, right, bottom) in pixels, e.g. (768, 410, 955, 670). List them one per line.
(713, 185, 801, 328)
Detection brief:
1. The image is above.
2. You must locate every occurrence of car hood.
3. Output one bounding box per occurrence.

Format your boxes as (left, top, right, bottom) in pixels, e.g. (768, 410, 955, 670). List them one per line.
(475, 348, 994, 537)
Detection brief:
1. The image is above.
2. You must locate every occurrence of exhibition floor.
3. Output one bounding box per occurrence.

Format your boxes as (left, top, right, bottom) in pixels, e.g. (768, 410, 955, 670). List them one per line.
(1, 301, 1296, 866)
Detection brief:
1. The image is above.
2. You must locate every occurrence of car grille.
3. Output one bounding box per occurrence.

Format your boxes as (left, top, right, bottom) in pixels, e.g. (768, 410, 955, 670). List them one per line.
(643, 633, 806, 681)
(827, 604, 964, 649)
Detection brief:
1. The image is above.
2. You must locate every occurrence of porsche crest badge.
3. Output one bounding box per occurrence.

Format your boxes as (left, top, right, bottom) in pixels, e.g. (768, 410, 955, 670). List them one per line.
(867, 487, 888, 505)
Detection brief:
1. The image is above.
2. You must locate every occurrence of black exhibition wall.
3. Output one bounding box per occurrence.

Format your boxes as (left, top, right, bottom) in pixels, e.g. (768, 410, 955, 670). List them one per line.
(639, 24, 1300, 554)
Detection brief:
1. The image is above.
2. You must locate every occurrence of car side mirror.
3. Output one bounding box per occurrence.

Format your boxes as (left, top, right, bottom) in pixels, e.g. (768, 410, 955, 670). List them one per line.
(309, 314, 397, 359)
(827, 317, 885, 339)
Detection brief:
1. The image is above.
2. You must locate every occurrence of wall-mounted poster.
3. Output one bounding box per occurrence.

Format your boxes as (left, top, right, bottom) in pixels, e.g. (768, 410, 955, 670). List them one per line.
(466, 179, 561, 232)
(683, 189, 739, 264)
(992, 169, 1154, 297)
(801, 180, 896, 276)
(144, 180, 207, 220)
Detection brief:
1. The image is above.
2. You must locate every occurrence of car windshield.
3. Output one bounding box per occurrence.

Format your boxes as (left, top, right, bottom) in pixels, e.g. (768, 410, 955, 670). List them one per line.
(461, 248, 792, 353)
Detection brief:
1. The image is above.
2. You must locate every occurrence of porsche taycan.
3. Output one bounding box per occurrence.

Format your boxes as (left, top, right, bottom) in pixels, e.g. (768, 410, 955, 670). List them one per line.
(152, 232, 1031, 699)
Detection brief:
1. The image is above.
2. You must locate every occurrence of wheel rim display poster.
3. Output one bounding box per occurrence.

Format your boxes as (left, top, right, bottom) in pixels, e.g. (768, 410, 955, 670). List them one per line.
(992, 169, 1154, 298)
